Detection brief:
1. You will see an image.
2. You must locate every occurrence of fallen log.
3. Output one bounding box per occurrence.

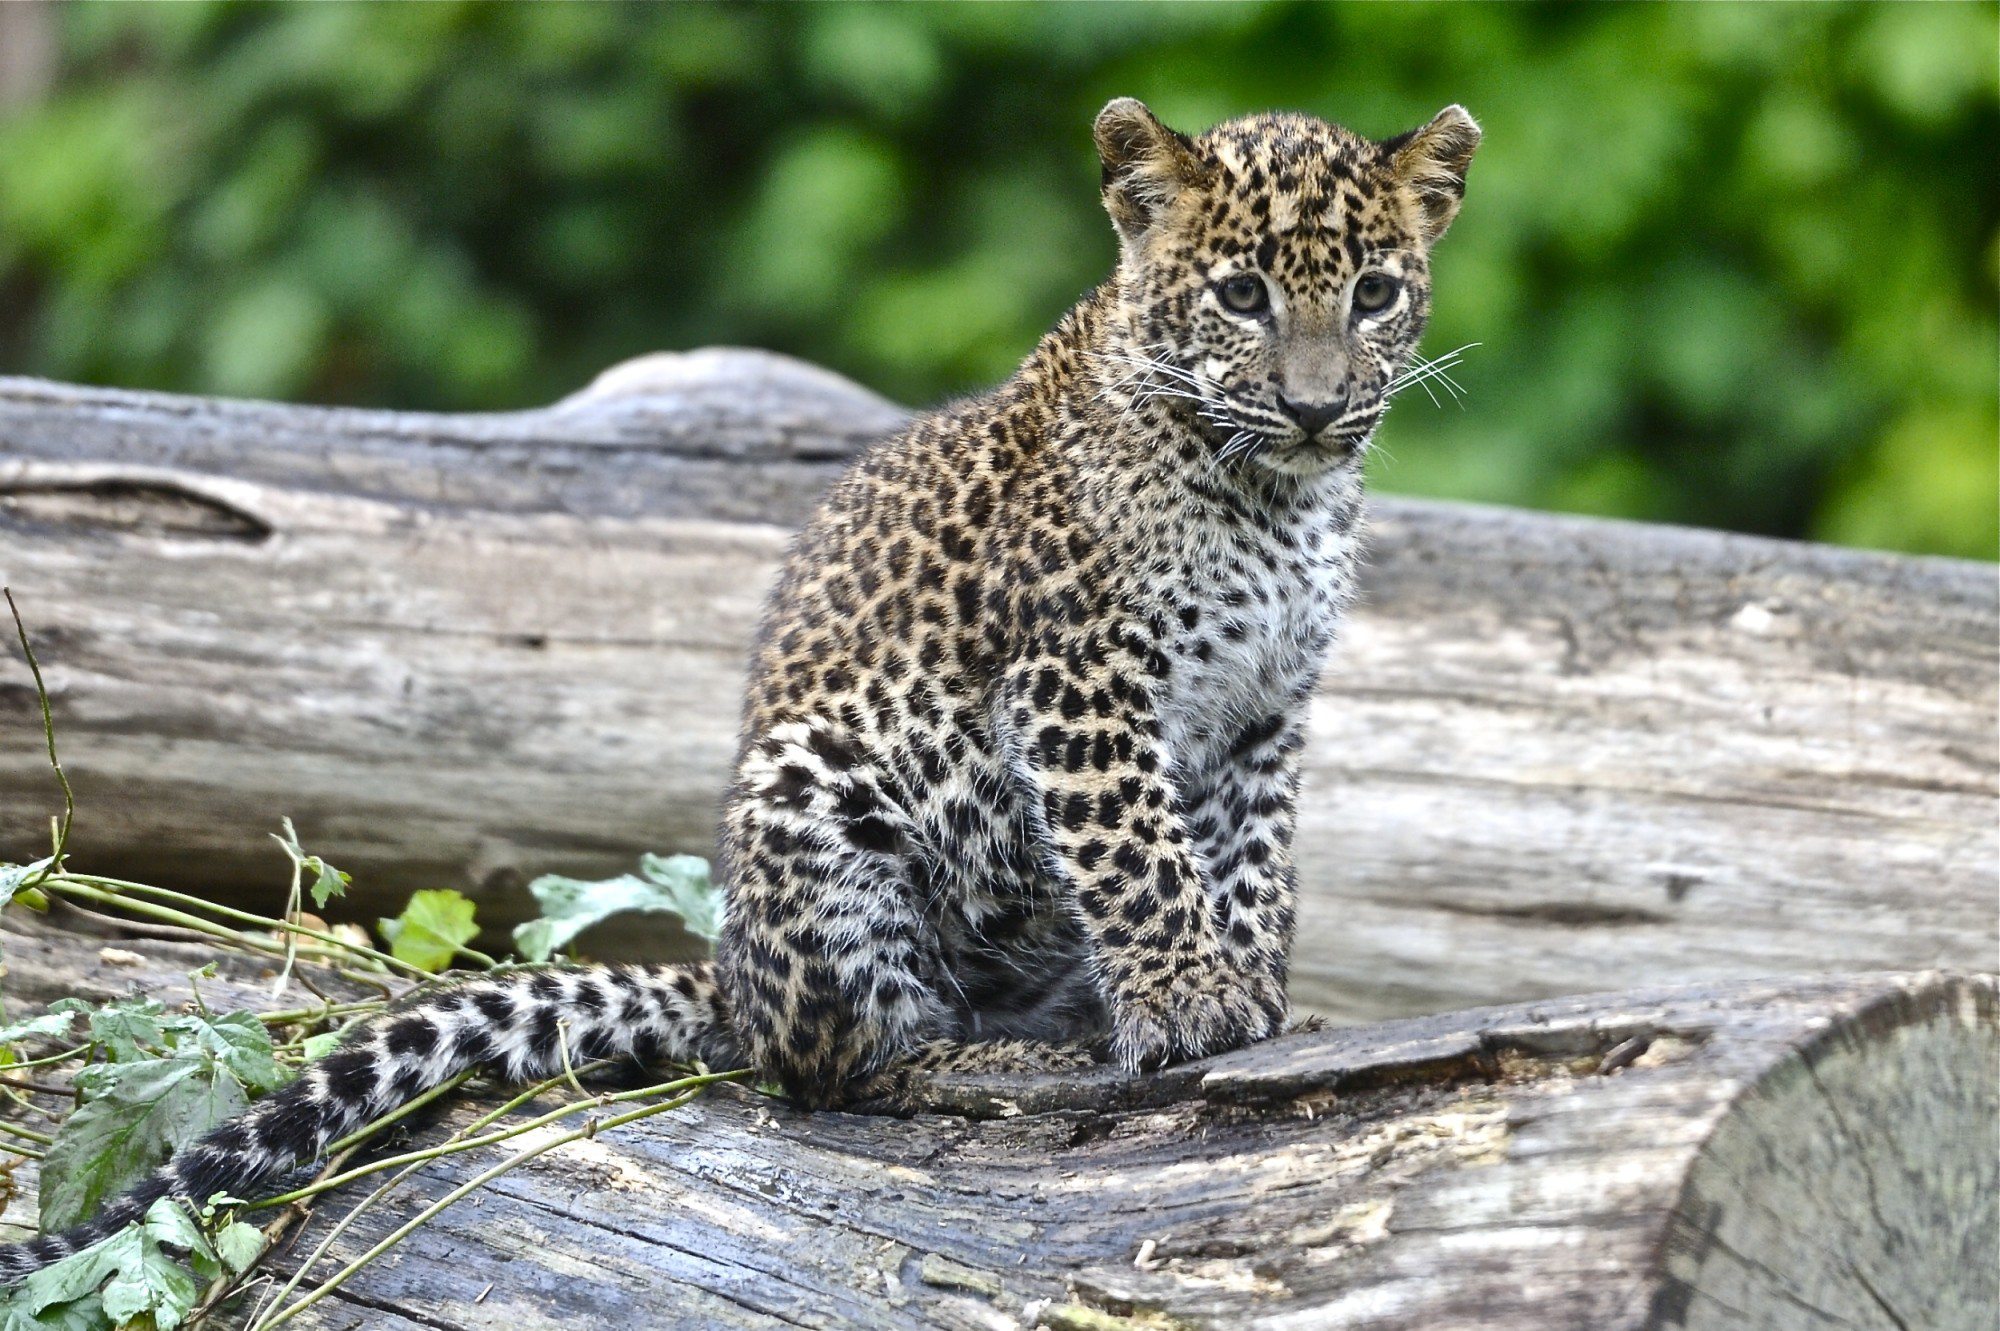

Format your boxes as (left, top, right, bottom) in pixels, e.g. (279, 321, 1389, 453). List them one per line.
(0, 920, 1990, 1330)
(0, 354, 1995, 1022)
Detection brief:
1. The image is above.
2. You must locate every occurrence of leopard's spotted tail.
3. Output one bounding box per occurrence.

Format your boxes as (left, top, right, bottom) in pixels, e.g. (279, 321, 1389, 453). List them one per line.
(0, 961, 738, 1285)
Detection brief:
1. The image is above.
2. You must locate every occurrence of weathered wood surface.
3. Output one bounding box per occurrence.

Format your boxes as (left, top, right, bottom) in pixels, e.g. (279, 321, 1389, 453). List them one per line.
(1, 920, 1990, 1330)
(1, 354, 1995, 1021)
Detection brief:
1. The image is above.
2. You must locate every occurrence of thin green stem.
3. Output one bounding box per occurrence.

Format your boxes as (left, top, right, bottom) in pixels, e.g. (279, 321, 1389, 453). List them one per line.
(247, 1067, 570, 1213)
(187, 967, 214, 1020)
(243, 1070, 580, 1326)
(451, 942, 501, 970)
(0, 1044, 90, 1071)
(237, 1141, 374, 1330)
(422, 1058, 617, 1144)
(0, 1118, 56, 1147)
(36, 881, 419, 996)
(250, 1088, 713, 1330)
(0, 1072, 72, 1098)
(251, 1067, 745, 1210)
(241, 1064, 716, 1328)
(319, 1068, 477, 1159)
(4, 588, 74, 887)
(268, 822, 308, 1002)
(41, 884, 324, 966)
(554, 1021, 589, 1098)
(47, 874, 422, 978)
(256, 1000, 382, 1029)
(270, 1013, 379, 1062)
(447, 1062, 606, 1137)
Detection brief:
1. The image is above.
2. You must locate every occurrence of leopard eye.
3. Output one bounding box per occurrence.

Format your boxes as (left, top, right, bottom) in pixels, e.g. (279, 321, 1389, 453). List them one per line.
(1216, 273, 1271, 316)
(1352, 272, 1398, 315)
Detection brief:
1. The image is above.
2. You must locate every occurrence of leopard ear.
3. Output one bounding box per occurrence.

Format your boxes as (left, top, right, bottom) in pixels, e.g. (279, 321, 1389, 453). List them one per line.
(1383, 104, 1481, 243)
(1094, 98, 1205, 246)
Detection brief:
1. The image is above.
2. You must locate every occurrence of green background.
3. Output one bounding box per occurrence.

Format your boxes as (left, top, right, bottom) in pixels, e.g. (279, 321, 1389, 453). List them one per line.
(0, 1, 1993, 557)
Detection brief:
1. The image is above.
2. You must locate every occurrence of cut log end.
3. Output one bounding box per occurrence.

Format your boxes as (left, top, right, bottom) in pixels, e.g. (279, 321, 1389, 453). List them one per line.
(1653, 978, 1999, 1331)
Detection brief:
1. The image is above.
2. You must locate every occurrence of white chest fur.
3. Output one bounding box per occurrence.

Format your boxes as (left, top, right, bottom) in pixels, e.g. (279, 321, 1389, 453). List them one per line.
(1149, 503, 1358, 781)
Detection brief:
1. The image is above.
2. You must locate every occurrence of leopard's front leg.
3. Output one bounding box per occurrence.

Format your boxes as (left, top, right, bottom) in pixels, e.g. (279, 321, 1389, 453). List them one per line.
(1002, 638, 1283, 1071)
(1182, 711, 1304, 1012)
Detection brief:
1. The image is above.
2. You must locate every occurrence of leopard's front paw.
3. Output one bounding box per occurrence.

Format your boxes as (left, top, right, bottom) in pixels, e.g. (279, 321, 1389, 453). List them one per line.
(1235, 963, 1290, 1029)
(1109, 965, 1281, 1072)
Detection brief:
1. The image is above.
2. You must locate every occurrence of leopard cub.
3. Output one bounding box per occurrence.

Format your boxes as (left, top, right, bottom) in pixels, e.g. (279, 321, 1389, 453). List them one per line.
(720, 97, 1480, 1103)
(0, 97, 1476, 1284)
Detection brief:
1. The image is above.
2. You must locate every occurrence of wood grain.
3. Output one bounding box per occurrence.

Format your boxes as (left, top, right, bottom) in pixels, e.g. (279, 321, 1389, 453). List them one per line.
(4, 923, 1986, 1329)
(1, 353, 1993, 1021)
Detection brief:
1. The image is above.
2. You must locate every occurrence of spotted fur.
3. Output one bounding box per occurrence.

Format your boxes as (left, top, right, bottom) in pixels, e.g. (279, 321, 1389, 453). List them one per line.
(0, 97, 1477, 1283)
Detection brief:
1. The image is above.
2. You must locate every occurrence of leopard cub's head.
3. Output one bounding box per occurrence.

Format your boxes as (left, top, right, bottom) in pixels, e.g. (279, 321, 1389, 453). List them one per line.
(1094, 98, 1479, 477)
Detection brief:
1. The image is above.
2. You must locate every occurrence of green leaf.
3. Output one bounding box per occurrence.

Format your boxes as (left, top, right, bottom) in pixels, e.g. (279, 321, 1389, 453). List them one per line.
(379, 888, 480, 972)
(271, 817, 309, 863)
(0, 1010, 78, 1047)
(512, 917, 560, 965)
(307, 859, 352, 911)
(164, 1009, 292, 1096)
(0, 1198, 210, 1330)
(52, 995, 165, 1063)
(0, 1291, 107, 1331)
(0, 1226, 137, 1322)
(272, 817, 351, 909)
(514, 854, 722, 963)
(41, 1057, 249, 1232)
(102, 1200, 207, 1328)
(638, 854, 723, 942)
(213, 1220, 265, 1275)
(140, 1196, 208, 1255)
(0, 858, 53, 909)
(100, 1243, 199, 1328)
(301, 1031, 343, 1061)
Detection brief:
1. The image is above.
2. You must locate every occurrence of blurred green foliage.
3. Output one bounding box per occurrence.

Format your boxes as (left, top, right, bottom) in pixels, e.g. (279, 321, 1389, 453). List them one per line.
(0, 1, 1993, 557)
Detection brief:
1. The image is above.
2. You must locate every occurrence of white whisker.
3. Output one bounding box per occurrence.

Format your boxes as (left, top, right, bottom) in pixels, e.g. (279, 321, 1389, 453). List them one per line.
(1090, 350, 1210, 393)
(1386, 342, 1479, 409)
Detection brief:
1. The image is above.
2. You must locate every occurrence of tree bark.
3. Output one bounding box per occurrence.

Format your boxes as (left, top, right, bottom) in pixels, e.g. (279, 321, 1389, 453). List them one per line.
(0, 922, 1990, 1330)
(0, 353, 1995, 1023)
(1, 357, 1994, 1327)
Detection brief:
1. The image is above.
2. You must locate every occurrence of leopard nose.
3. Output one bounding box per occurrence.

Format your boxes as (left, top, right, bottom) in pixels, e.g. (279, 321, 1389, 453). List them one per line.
(1274, 389, 1346, 437)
